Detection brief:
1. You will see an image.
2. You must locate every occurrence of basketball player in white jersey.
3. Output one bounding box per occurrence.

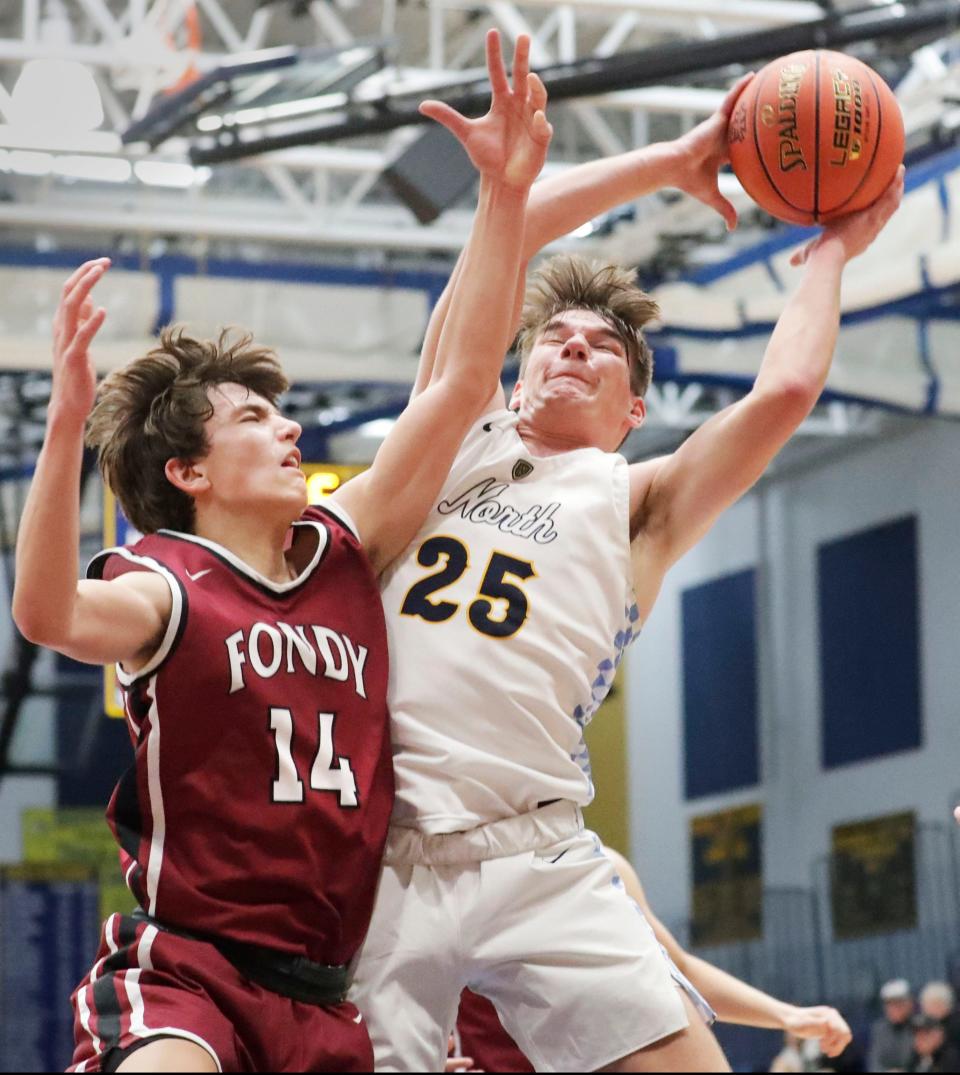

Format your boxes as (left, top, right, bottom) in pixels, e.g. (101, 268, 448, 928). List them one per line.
(349, 63, 905, 1071)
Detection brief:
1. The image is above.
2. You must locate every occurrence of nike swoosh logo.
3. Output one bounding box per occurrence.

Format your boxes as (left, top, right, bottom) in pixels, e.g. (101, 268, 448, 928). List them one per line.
(483, 422, 494, 432)
(353, 1013, 363, 1024)
(186, 568, 212, 582)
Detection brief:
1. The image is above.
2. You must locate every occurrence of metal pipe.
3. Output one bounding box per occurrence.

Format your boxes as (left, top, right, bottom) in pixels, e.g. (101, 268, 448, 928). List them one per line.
(190, 0, 960, 164)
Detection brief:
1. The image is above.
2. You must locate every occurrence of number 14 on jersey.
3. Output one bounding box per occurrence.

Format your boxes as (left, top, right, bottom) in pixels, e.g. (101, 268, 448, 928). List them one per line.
(269, 707, 358, 807)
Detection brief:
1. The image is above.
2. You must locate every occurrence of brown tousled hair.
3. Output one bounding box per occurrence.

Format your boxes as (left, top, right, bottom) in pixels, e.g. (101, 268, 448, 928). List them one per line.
(516, 255, 659, 397)
(86, 327, 288, 535)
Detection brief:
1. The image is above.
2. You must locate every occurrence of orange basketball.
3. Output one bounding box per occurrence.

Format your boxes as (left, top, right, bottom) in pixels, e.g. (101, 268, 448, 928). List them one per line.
(727, 50, 904, 226)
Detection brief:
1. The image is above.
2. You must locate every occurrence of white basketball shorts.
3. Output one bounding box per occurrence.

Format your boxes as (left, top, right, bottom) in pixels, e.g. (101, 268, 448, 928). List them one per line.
(349, 801, 714, 1072)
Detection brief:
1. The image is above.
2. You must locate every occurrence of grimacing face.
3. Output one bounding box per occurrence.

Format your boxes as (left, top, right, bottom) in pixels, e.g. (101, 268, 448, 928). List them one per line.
(167, 383, 306, 524)
(511, 308, 645, 449)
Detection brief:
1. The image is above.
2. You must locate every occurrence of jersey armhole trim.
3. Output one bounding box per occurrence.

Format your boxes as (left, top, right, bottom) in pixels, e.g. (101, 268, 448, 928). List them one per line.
(86, 547, 188, 687)
(310, 500, 361, 543)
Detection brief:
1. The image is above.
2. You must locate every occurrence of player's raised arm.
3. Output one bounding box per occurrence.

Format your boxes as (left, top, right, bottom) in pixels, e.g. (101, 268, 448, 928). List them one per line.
(335, 31, 552, 574)
(12, 260, 172, 668)
(604, 849, 853, 1059)
(411, 73, 753, 397)
(630, 168, 905, 576)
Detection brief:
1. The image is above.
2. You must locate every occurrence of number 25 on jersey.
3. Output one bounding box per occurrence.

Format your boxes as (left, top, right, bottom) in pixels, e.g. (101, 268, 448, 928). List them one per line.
(400, 536, 536, 639)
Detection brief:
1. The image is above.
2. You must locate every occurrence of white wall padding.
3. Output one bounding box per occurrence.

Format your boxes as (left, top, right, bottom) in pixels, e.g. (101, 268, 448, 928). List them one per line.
(655, 283, 742, 332)
(655, 150, 960, 415)
(827, 317, 930, 410)
(671, 316, 930, 411)
(173, 275, 428, 359)
(0, 266, 156, 371)
(928, 321, 960, 415)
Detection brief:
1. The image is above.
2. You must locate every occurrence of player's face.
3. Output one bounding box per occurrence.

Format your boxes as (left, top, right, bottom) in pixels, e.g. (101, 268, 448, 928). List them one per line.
(511, 309, 644, 448)
(199, 383, 306, 519)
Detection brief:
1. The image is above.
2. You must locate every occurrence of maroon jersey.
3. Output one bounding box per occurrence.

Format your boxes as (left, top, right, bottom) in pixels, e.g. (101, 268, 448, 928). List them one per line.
(88, 503, 392, 966)
(456, 990, 534, 1073)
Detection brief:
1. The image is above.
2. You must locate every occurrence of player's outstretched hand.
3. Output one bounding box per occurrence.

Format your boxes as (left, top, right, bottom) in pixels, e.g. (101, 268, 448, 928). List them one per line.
(669, 72, 754, 232)
(790, 165, 905, 267)
(51, 258, 110, 423)
(783, 1005, 852, 1058)
(954, 805, 960, 826)
(419, 30, 552, 192)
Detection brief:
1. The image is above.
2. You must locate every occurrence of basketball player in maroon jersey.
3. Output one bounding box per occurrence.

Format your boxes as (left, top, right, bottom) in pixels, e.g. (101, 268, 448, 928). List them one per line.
(11, 31, 550, 1073)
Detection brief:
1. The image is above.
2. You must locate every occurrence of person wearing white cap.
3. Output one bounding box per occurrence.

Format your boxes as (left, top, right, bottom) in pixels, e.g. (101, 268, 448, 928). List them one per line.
(919, 982, 960, 1051)
(870, 979, 916, 1071)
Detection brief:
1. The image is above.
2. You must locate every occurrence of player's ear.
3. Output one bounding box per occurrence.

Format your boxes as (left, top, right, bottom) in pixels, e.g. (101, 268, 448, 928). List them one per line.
(509, 379, 523, 411)
(165, 457, 210, 497)
(626, 394, 646, 430)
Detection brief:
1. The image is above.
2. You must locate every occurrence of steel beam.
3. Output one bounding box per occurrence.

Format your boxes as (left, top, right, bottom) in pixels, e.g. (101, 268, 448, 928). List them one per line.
(439, 0, 824, 26)
(188, 0, 960, 160)
(0, 200, 477, 252)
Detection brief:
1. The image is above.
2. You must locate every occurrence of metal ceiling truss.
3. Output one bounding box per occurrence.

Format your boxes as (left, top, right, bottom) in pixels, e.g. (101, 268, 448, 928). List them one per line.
(190, 0, 958, 159)
(0, 0, 951, 255)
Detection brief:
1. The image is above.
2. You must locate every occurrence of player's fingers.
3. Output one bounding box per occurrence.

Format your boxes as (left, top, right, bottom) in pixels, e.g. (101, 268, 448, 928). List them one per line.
(60, 257, 110, 301)
(511, 34, 530, 100)
(65, 262, 104, 302)
(61, 264, 105, 342)
(873, 164, 905, 220)
(822, 1028, 849, 1058)
(790, 238, 815, 266)
(883, 165, 905, 205)
(874, 173, 904, 229)
(66, 307, 107, 360)
(713, 191, 738, 231)
(419, 101, 472, 143)
(528, 72, 548, 115)
(721, 71, 755, 116)
(485, 29, 510, 98)
(885, 164, 903, 202)
(64, 262, 108, 316)
(532, 109, 553, 145)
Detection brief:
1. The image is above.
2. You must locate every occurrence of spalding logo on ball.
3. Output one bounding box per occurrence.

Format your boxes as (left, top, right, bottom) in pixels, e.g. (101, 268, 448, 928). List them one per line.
(728, 50, 904, 226)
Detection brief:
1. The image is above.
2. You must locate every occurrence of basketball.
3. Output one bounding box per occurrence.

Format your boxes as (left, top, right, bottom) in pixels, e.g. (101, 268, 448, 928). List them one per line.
(727, 50, 904, 226)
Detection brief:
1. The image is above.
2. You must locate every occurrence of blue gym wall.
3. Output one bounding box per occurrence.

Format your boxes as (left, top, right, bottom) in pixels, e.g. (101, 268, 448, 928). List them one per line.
(627, 418, 960, 986)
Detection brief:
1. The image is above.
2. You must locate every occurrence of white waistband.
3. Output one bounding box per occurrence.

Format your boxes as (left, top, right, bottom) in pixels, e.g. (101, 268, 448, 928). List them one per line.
(384, 801, 584, 867)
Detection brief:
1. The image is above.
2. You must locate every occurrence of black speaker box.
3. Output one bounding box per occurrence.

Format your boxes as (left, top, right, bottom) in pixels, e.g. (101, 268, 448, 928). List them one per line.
(384, 124, 477, 225)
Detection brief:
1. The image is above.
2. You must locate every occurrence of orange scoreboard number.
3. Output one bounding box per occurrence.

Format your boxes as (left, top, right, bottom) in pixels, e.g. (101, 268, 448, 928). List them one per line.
(102, 462, 368, 718)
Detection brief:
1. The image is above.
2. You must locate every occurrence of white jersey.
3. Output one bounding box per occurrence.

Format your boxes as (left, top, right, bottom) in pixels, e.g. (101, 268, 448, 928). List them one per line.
(381, 409, 641, 834)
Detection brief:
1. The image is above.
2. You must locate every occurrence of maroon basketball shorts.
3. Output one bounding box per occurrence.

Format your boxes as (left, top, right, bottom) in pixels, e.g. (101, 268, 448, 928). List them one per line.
(69, 913, 373, 1073)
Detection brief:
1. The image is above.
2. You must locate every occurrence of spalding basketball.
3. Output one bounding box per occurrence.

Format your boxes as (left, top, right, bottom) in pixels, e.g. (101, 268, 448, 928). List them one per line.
(727, 50, 904, 226)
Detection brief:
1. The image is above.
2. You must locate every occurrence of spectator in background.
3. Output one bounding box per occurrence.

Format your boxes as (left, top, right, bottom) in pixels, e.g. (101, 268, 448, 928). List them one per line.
(919, 982, 960, 1048)
(909, 1013, 960, 1073)
(770, 1030, 866, 1074)
(870, 979, 916, 1072)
